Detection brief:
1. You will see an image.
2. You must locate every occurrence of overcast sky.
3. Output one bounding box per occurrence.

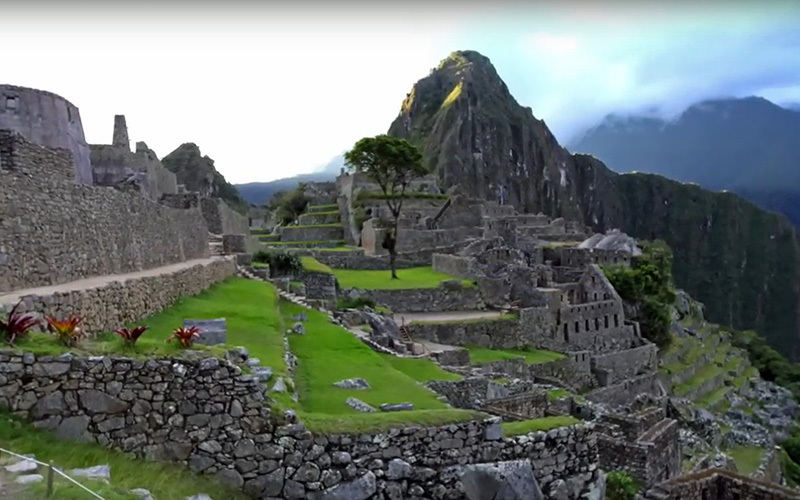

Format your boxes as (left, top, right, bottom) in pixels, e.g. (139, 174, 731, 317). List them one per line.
(3, 1, 800, 184)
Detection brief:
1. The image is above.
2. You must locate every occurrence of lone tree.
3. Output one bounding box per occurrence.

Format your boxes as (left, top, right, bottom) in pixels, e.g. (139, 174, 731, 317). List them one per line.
(344, 134, 427, 279)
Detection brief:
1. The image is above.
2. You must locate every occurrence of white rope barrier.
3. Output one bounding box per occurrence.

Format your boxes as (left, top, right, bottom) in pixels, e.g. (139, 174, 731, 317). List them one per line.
(0, 447, 107, 500)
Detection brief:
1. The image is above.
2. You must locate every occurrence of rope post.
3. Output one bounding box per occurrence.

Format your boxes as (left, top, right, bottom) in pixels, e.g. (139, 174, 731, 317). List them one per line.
(46, 460, 54, 497)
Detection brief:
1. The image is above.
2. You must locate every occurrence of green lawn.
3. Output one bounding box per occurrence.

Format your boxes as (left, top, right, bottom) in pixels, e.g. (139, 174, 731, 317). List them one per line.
(0, 414, 246, 500)
(501, 416, 580, 436)
(411, 313, 519, 325)
(379, 354, 463, 382)
(548, 388, 570, 401)
(11, 279, 286, 377)
(728, 446, 765, 475)
(324, 264, 473, 290)
(300, 256, 333, 273)
(280, 300, 457, 412)
(466, 345, 565, 365)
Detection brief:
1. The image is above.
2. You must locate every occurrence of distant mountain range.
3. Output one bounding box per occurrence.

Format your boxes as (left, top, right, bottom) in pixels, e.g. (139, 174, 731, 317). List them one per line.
(569, 96, 800, 226)
(235, 154, 342, 206)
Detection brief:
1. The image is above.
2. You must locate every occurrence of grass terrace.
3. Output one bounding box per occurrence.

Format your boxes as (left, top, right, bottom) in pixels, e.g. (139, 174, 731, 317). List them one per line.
(278, 300, 480, 432)
(306, 203, 338, 212)
(466, 345, 566, 365)
(11, 279, 285, 370)
(500, 416, 581, 436)
(299, 257, 473, 290)
(410, 313, 519, 325)
(728, 446, 765, 475)
(0, 413, 247, 500)
(263, 240, 347, 248)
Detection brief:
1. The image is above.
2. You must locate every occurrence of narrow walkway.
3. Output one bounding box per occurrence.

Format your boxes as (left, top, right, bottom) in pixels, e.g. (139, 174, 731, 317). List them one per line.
(393, 310, 506, 325)
(0, 256, 232, 306)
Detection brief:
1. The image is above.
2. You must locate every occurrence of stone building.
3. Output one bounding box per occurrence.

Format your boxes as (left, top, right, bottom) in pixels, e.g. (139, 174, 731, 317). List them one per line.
(90, 115, 179, 199)
(0, 84, 92, 184)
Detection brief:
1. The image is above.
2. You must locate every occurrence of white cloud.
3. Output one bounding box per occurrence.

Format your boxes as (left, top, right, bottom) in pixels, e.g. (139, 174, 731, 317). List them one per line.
(0, 3, 472, 183)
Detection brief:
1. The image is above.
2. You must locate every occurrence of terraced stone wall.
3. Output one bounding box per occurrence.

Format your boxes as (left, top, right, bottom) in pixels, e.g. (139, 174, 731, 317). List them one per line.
(0, 131, 210, 294)
(0, 349, 604, 499)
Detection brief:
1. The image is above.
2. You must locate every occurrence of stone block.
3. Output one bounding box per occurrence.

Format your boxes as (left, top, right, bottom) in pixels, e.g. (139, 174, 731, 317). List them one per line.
(184, 318, 227, 345)
(379, 402, 413, 412)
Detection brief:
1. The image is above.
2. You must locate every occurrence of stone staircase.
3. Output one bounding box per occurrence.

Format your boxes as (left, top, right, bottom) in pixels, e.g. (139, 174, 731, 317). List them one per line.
(208, 233, 224, 256)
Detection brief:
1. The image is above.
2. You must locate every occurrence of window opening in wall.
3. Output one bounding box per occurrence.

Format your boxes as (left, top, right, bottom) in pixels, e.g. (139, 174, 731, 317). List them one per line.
(605, 316, 609, 328)
(575, 321, 579, 333)
(5, 96, 18, 110)
(585, 319, 590, 331)
(614, 314, 619, 327)
(563, 322, 569, 342)
(595, 317, 600, 330)
(591, 276, 595, 283)
(593, 292, 598, 301)
(701, 491, 708, 500)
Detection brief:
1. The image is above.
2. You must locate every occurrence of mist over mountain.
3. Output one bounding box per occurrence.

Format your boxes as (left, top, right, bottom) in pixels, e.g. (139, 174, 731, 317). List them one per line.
(570, 96, 800, 226)
(236, 153, 343, 206)
(388, 50, 800, 359)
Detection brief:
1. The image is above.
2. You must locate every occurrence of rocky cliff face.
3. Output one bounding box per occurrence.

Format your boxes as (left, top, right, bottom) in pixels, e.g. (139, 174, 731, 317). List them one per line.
(388, 50, 800, 359)
(162, 143, 248, 213)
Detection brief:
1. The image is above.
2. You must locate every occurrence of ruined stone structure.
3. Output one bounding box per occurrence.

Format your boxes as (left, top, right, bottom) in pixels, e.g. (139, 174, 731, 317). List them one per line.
(596, 407, 682, 487)
(0, 131, 211, 293)
(644, 468, 800, 499)
(0, 84, 92, 184)
(90, 114, 179, 200)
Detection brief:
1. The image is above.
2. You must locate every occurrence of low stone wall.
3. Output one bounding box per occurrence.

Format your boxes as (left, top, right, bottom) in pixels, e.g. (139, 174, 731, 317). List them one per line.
(396, 227, 484, 252)
(342, 284, 484, 313)
(482, 391, 549, 419)
(405, 316, 523, 349)
(586, 373, 664, 408)
(0, 258, 237, 336)
(477, 356, 595, 392)
(280, 224, 344, 242)
(303, 272, 337, 305)
(681, 371, 728, 401)
(2, 350, 603, 499)
(0, 131, 210, 294)
(753, 446, 782, 483)
(222, 234, 259, 255)
(431, 253, 482, 280)
(644, 468, 800, 500)
(311, 251, 424, 270)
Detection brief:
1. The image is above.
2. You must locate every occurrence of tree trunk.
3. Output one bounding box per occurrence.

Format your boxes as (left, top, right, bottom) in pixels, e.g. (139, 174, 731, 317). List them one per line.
(390, 215, 399, 279)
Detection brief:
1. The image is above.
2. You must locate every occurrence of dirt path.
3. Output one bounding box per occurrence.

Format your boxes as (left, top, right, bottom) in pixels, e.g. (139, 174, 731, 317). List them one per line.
(0, 256, 232, 306)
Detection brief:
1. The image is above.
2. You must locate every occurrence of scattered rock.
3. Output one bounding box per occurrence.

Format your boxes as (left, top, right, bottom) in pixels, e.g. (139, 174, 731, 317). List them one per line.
(185, 495, 213, 500)
(69, 464, 111, 482)
(290, 322, 306, 335)
(245, 358, 261, 367)
(253, 367, 274, 382)
(6, 458, 37, 473)
(130, 488, 156, 500)
(272, 377, 287, 393)
(15, 474, 44, 485)
(346, 397, 376, 413)
(184, 318, 227, 346)
(379, 402, 413, 412)
(333, 378, 370, 390)
(292, 311, 308, 322)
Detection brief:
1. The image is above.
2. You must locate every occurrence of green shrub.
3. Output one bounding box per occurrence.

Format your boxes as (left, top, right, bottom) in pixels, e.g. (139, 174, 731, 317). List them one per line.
(606, 470, 639, 500)
(268, 184, 309, 225)
(253, 250, 302, 277)
(603, 240, 675, 348)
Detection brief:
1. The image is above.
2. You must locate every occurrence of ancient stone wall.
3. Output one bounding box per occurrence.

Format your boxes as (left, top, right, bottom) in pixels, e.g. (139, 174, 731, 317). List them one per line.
(395, 227, 484, 252)
(309, 251, 424, 270)
(592, 344, 659, 385)
(1, 349, 602, 499)
(560, 247, 632, 268)
(482, 390, 549, 419)
(586, 373, 665, 408)
(0, 131, 210, 293)
(0, 85, 92, 184)
(303, 272, 337, 304)
(280, 224, 343, 242)
(0, 258, 236, 336)
(344, 285, 484, 313)
(201, 197, 250, 235)
(432, 253, 483, 279)
(405, 316, 524, 349)
(597, 418, 680, 487)
(644, 468, 800, 500)
(477, 355, 595, 392)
